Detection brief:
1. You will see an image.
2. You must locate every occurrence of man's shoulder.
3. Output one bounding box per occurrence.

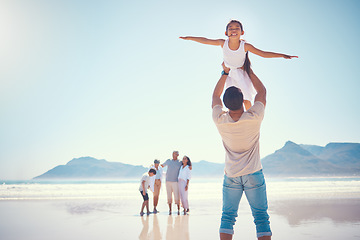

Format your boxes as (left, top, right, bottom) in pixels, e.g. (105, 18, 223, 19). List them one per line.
(212, 104, 223, 112)
(212, 105, 227, 122)
(253, 101, 265, 108)
(245, 101, 265, 118)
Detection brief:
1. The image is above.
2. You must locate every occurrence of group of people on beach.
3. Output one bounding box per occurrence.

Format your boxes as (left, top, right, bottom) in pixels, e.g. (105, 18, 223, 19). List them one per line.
(139, 151, 192, 216)
(140, 19, 297, 240)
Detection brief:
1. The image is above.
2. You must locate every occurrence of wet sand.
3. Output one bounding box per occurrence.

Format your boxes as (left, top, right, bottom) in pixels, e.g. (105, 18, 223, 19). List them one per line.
(0, 197, 359, 240)
(1, 179, 359, 239)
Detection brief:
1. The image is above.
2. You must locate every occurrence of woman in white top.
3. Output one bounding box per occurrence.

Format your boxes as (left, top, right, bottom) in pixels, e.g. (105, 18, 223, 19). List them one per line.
(178, 155, 192, 214)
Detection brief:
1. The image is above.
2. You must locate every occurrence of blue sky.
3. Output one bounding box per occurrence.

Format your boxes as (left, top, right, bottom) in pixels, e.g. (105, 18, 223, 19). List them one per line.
(1, 0, 359, 179)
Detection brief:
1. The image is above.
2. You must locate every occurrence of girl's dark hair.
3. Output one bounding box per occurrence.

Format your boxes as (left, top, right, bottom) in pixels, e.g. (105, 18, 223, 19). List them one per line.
(226, 20, 252, 75)
(243, 53, 252, 76)
(183, 156, 192, 167)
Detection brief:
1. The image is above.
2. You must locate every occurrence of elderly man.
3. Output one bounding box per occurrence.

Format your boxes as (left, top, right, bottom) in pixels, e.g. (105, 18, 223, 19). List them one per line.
(161, 151, 182, 215)
(212, 64, 272, 240)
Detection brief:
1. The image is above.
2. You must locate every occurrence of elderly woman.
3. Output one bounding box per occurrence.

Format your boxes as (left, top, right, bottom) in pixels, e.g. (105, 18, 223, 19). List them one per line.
(178, 155, 192, 214)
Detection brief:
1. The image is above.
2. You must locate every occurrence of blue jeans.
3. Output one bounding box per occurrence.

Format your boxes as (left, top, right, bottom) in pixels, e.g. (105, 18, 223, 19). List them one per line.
(219, 169, 272, 238)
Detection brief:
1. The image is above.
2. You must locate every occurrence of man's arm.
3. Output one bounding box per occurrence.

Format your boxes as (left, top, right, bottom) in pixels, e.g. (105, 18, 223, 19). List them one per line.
(248, 69, 267, 107)
(180, 36, 225, 47)
(212, 63, 230, 108)
(160, 160, 168, 168)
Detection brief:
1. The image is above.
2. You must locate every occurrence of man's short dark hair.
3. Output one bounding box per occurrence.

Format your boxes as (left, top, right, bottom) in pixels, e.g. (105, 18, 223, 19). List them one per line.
(223, 86, 244, 110)
(149, 169, 157, 175)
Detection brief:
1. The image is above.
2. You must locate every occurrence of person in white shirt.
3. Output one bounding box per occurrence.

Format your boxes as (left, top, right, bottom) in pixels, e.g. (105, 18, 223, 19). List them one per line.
(150, 159, 163, 213)
(139, 169, 156, 216)
(178, 155, 192, 214)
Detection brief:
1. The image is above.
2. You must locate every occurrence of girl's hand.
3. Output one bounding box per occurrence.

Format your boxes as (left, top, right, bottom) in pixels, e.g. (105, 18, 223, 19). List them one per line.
(179, 36, 188, 40)
(185, 185, 188, 191)
(283, 54, 298, 59)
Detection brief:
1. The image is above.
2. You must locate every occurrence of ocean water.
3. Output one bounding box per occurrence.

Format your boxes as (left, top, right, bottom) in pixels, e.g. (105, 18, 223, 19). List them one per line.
(1, 177, 359, 201)
(0, 177, 359, 240)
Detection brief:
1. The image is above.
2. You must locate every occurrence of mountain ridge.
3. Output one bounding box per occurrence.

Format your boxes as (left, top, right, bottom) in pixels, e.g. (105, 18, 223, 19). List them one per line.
(33, 141, 360, 179)
(262, 141, 359, 176)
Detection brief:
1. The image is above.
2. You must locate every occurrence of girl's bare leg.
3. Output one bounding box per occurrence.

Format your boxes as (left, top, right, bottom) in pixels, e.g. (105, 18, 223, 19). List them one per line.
(244, 100, 252, 110)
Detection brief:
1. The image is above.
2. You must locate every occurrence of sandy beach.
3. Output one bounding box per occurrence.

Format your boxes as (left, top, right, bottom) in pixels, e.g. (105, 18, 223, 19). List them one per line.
(0, 178, 359, 240)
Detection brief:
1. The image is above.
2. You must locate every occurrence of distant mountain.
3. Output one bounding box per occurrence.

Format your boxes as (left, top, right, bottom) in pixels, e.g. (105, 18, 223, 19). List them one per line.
(33, 157, 147, 179)
(300, 142, 360, 168)
(33, 142, 360, 179)
(34, 157, 225, 180)
(262, 141, 360, 176)
(191, 160, 224, 177)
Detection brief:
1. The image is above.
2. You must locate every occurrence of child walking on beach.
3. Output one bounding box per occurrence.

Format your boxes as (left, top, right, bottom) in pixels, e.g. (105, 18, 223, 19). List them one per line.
(139, 169, 157, 216)
(180, 19, 298, 110)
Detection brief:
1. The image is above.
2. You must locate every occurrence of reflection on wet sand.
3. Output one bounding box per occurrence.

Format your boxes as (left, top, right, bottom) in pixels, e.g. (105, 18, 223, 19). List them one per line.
(139, 214, 162, 240)
(166, 214, 189, 240)
(139, 214, 189, 240)
(271, 198, 360, 226)
(64, 202, 116, 215)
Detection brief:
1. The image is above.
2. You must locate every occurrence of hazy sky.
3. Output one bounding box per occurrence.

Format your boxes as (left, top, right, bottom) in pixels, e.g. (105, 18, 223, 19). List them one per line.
(1, 0, 359, 180)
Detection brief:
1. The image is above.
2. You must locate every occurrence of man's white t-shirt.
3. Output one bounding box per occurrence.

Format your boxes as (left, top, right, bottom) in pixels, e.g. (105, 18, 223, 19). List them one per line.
(212, 101, 265, 177)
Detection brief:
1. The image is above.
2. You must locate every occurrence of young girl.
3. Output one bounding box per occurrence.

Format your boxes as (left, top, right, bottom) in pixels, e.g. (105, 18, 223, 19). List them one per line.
(180, 19, 298, 110)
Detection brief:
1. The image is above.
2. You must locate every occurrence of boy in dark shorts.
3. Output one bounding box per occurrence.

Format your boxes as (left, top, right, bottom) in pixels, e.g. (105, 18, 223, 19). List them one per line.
(139, 169, 157, 216)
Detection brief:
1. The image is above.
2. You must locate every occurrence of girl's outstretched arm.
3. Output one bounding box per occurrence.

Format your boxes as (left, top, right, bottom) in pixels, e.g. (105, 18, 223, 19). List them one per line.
(180, 36, 224, 47)
(245, 43, 298, 59)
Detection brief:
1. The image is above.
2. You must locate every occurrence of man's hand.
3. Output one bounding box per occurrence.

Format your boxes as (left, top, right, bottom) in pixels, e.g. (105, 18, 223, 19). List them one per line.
(222, 62, 230, 73)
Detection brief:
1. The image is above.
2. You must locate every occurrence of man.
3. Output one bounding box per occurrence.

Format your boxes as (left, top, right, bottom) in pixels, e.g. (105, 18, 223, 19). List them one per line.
(161, 151, 182, 214)
(150, 159, 163, 213)
(212, 63, 272, 240)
